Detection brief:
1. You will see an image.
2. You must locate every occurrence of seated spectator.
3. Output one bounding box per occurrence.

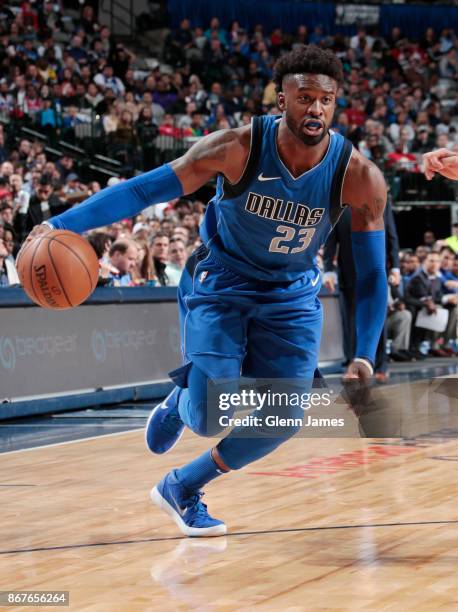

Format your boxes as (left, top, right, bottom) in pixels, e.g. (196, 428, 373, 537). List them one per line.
(387, 141, 420, 172)
(104, 240, 138, 287)
(443, 255, 458, 294)
(3, 227, 18, 259)
(401, 252, 420, 294)
(22, 177, 70, 238)
(405, 252, 458, 356)
(439, 246, 455, 279)
(0, 238, 19, 286)
(165, 238, 187, 286)
(61, 173, 89, 205)
(423, 230, 436, 248)
(412, 126, 434, 153)
(0, 201, 14, 233)
(150, 232, 170, 286)
(387, 284, 414, 361)
(415, 245, 431, 262)
(94, 64, 125, 98)
(88, 231, 113, 261)
(158, 113, 182, 138)
(135, 239, 159, 286)
(111, 110, 138, 152)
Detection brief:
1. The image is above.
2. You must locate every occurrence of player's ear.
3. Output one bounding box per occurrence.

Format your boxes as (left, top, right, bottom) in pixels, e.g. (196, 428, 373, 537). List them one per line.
(277, 91, 285, 111)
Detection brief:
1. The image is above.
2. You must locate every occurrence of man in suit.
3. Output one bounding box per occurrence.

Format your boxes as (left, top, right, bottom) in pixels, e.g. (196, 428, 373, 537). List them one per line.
(323, 200, 400, 381)
(405, 251, 458, 356)
(20, 177, 70, 240)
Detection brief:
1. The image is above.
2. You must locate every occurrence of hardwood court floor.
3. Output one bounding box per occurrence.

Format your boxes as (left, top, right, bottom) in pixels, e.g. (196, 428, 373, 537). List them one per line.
(2, 401, 458, 610)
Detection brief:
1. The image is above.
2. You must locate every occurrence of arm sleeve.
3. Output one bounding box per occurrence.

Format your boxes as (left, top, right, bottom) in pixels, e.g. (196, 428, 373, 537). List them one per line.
(48, 163, 183, 234)
(322, 226, 338, 273)
(352, 230, 388, 364)
(384, 201, 400, 269)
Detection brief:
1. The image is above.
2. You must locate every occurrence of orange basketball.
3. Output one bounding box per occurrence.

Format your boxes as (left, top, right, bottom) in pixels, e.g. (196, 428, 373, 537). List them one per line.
(17, 230, 99, 309)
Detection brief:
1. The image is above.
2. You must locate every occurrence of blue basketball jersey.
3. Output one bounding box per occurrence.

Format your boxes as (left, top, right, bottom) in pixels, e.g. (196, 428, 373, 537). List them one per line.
(200, 115, 353, 282)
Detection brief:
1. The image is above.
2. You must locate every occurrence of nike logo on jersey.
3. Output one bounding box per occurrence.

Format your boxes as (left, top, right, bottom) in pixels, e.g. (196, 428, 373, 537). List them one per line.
(245, 191, 325, 229)
(311, 273, 321, 287)
(258, 173, 281, 181)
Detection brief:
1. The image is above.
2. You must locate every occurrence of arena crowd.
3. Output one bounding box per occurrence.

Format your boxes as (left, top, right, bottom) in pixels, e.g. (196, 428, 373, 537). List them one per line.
(0, 1, 457, 368)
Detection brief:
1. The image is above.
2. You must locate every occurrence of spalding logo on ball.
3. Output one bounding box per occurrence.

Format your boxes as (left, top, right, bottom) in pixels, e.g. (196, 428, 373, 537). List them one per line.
(16, 230, 99, 309)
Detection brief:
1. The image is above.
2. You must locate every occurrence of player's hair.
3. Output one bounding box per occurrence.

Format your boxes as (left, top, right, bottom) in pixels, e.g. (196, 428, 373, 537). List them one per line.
(273, 45, 344, 92)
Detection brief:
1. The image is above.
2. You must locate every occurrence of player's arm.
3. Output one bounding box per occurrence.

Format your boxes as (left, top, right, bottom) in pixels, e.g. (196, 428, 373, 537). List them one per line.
(23, 128, 249, 240)
(423, 148, 458, 181)
(342, 152, 388, 379)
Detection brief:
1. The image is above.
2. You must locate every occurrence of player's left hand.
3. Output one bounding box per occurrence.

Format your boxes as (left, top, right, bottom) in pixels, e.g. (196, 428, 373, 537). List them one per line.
(341, 360, 373, 423)
(343, 359, 372, 382)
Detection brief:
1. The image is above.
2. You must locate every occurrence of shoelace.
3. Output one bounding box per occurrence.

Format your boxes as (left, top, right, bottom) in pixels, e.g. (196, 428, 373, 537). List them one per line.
(182, 492, 211, 522)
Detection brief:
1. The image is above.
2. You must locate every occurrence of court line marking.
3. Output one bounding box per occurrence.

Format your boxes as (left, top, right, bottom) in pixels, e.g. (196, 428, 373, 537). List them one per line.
(0, 427, 144, 455)
(2, 519, 458, 555)
(0, 484, 37, 487)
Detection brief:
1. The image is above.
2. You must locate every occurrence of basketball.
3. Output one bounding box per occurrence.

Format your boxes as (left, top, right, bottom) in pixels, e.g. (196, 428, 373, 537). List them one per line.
(17, 230, 99, 309)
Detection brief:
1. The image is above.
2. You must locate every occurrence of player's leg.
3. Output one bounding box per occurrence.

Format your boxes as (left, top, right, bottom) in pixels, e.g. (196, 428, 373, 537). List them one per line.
(145, 258, 194, 454)
(146, 248, 244, 453)
(215, 284, 323, 469)
(152, 277, 323, 537)
(149, 255, 251, 535)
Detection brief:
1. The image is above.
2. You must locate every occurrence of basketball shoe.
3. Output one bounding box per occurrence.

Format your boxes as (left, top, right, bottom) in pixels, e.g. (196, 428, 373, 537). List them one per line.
(151, 470, 226, 537)
(145, 387, 185, 454)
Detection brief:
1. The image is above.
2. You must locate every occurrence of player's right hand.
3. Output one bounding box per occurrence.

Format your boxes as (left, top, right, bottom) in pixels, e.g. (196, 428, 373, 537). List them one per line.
(17, 223, 53, 260)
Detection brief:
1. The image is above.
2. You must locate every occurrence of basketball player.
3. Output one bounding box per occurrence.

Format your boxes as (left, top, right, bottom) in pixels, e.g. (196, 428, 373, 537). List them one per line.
(423, 147, 458, 181)
(24, 46, 388, 536)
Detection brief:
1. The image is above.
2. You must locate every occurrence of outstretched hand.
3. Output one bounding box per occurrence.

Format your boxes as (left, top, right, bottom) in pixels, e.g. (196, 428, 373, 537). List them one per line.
(423, 149, 458, 181)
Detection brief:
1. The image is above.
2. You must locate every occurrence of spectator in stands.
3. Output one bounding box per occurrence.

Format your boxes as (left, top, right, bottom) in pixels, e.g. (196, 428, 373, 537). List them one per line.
(10, 174, 30, 219)
(415, 245, 431, 262)
(94, 64, 125, 97)
(165, 238, 187, 286)
(79, 4, 99, 36)
(150, 232, 169, 286)
(405, 252, 458, 356)
(0, 238, 19, 286)
(0, 202, 14, 233)
(443, 256, 458, 294)
(3, 227, 18, 258)
(440, 246, 455, 278)
(22, 176, 69, 237)
(401, 253, 420, 290)
(423, 230, 436, 248)
(106, 239, 138, 287)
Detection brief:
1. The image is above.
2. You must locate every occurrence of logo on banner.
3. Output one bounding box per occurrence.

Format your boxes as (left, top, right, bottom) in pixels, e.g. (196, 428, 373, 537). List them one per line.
(0, 334, 76, 371)
(91, 328, 158, 362)
(91, 330, 107, 362)
(0, 336, 16, 371)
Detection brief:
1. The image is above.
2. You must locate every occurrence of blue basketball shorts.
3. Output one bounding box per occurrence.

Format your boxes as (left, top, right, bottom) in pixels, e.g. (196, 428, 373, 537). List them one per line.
(169, 246, 323, 387)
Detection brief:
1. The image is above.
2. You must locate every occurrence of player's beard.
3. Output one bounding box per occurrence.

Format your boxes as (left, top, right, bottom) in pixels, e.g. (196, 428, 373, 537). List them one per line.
(286, 115, 329, 146)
